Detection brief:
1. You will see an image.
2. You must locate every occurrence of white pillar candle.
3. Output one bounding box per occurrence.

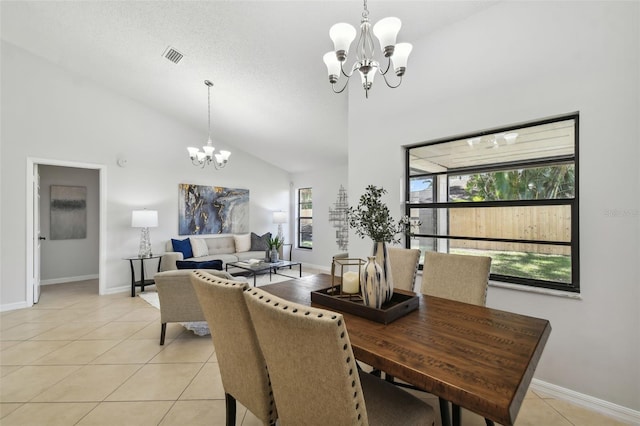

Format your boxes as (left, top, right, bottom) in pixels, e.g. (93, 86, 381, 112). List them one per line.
(342, 271, 360, 294)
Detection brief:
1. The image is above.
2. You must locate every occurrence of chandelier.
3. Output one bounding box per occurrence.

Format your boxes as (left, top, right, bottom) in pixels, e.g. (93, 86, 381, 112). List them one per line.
(187, 80, 231, 169)
(323, 0, 412, 98)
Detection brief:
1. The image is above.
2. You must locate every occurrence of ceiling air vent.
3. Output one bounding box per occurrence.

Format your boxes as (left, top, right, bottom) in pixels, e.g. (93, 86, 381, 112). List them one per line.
(163, 47, 183, 64)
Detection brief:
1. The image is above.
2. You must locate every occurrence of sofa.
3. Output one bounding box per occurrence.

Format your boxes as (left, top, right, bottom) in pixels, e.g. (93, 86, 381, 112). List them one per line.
(159, 233, 271, 272)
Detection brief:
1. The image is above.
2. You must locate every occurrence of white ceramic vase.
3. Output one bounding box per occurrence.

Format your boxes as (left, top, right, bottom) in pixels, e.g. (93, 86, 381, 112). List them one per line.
(372, 241, 394, 304)
(360, 256, 385, 309)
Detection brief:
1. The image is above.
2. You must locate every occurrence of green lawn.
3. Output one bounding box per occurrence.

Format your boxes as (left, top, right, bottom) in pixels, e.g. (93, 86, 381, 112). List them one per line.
(450, 248, 571, 283)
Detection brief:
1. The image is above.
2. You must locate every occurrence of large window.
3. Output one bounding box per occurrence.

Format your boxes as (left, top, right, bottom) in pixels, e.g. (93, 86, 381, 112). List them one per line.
(406, 113, 579, 292)
(298, 188, 313, 249)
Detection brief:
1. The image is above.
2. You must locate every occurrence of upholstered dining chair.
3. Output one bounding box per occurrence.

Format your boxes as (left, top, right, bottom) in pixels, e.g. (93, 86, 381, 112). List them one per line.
(190, 271, 277, 426)
(421, 251, 493, 426)
(244, 287, 435, 426)
(388, 247, 421, 292)
(421, 251, 492, 305)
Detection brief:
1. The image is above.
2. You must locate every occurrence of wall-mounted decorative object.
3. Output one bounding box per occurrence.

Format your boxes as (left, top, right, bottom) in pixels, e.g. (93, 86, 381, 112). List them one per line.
(328, 185, 349, 251)
(50, 185, 87, 240)
(179, 184, 249, 235)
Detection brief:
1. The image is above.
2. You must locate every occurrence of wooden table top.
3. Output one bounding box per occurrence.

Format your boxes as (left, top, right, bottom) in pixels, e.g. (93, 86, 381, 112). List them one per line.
(260, 274, 551, 426)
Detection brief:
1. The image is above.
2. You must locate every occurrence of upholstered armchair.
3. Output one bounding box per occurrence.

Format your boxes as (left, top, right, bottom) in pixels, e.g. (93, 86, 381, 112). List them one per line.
(154, 269, 241, 345)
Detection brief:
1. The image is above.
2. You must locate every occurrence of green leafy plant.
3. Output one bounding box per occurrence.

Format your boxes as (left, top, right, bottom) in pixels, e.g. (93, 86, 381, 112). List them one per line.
(347, 185, 415, 244)
(267, 236, 284, 250)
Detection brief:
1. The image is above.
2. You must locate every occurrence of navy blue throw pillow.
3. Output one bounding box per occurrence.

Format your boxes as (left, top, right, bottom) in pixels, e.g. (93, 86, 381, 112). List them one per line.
(176, 260, 223, 270)
(171, 238, 193, 259)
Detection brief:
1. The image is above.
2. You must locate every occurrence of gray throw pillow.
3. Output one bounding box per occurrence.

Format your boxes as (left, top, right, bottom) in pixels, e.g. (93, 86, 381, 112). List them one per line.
(250, 232, 271, 251)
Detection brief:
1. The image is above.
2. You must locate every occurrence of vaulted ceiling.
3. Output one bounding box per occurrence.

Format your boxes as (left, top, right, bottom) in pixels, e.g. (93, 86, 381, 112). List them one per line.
(1, 1, 498, 173)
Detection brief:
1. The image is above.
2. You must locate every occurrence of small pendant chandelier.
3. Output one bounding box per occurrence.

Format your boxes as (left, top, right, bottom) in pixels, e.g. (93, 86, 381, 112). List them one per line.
(187, 80, 231, 169)
(323, 0, 412, 98)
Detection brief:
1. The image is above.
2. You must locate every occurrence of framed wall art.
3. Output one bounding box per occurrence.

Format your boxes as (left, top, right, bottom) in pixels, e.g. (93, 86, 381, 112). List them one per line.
(178, 184, 249, 235)
(50, 185, 87, 240)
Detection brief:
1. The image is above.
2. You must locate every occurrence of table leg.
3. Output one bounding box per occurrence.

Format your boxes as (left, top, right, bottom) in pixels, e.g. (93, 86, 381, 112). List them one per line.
(298, 263, 302, 277)
(253, 272, 257, 287)
(452, 403, 461, 426)
(439, 398, 452, 426)
(129, 260, 136, 297)
(140, 258, 146, 293)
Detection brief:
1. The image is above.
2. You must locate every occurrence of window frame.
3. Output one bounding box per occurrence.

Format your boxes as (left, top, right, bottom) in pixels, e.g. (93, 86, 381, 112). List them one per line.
(297, 187, 313, 250)
(405, 113, 580, 292)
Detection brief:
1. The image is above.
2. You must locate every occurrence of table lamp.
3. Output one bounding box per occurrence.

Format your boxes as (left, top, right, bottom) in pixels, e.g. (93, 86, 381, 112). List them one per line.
(273, 211, 287, 242)
(132, 209, 158, 257)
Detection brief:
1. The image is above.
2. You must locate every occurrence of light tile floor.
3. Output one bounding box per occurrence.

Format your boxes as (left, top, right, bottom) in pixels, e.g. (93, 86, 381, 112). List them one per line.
(0, 277, 628, 425)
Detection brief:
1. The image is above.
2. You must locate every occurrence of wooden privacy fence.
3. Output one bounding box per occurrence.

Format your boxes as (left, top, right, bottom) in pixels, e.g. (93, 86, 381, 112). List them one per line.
(448, 205, 571, 255)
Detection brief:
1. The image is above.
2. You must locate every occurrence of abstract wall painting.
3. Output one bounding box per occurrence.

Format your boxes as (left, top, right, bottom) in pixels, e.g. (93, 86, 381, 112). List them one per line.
(50, 185, 87, 240)
(179, 184, 249, 235)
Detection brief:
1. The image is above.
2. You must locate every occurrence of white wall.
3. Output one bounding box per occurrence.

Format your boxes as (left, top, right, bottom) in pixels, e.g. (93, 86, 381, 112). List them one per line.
(290, 165, 348, 270)
(1, 41, 290, 306)
(348, 0, 639, 412)
(39, 165, 100, 282)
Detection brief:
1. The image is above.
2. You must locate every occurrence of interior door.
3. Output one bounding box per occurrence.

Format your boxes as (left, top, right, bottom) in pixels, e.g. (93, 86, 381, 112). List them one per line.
(33, 164, 41, 303)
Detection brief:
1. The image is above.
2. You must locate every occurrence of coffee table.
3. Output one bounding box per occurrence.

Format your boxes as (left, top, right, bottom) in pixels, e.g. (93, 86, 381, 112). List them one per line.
(225, 260, 302, 286)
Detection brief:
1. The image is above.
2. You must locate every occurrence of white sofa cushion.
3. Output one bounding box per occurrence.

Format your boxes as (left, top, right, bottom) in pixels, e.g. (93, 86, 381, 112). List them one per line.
(234, 234, 251, 253)
(189, 237, 209, 257)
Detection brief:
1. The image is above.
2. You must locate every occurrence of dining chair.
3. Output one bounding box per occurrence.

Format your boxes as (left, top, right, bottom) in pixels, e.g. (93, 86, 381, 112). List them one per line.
(421, 251, 493, 426)
(244, 287, 435, 426)
(421, 251, 492, 305)
(190, 271, 277, 426)
(388, 247, 421, 292)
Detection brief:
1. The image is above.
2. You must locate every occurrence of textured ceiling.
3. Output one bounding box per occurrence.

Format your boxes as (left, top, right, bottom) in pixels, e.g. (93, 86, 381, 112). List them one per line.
(1, 1, 498, 173)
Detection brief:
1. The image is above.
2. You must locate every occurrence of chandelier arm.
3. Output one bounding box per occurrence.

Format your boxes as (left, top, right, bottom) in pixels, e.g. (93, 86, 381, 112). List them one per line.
(380, 72, 403, 89)
(331, 78, 351, 94)
(378, 56, 392, 76)
(340, 60, 360, 79)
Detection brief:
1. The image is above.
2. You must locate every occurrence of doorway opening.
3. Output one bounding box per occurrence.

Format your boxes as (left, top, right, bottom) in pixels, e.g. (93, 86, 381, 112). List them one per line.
(26, 158, 107, 305)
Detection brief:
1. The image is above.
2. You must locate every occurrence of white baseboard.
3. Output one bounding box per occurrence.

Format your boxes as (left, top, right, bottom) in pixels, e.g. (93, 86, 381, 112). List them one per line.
(102, 284, 132, 295)
(531, 379, 640, 425)
(41, 274, 99, 285)
(0, 300, 31, 312)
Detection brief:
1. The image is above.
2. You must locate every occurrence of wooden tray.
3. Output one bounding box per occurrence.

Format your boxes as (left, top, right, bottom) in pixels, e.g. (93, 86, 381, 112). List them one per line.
(310, 286, 419, 324)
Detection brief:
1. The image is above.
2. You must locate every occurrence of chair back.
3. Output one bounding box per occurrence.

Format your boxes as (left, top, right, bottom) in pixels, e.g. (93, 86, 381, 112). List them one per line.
(190, 271, 277, 425)
(244, 287, 368, 426)
(421, 252, 492, 306)
(388, 247, 421, 292)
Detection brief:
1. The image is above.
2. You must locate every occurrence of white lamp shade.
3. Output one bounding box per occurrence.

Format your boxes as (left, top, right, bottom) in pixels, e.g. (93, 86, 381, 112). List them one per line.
(132, 210, 158, 228)
(203, 145, 215, 156)
(187, 147, 199, 157)
(219, 150, 231, 161)
(323, 51, 341, 76)
(391, 42, 412, 71)
(329, 23, 356, 54)
(273, 211, 287, 224)
(373, 17, 401, 49)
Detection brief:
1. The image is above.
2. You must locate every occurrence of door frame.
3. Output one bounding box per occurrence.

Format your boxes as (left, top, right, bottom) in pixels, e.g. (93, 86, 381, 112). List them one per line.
(26, 158, 107, 303)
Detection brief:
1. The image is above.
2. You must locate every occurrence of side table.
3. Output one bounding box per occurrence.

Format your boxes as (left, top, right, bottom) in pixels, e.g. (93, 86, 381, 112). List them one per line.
(124, 254, 162, 297)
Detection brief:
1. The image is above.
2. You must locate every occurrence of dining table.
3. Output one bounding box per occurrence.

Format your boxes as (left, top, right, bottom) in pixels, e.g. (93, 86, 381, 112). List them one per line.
(259, 273, 551, 426)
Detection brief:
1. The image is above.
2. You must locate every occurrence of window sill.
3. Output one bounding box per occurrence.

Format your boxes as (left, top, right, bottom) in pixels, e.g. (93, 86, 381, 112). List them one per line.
(488, 280, 582, 300)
